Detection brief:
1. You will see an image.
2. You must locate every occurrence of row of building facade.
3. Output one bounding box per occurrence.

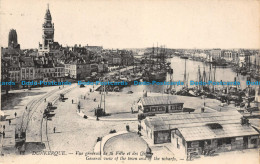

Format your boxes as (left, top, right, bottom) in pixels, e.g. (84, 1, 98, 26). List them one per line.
(1, 5, 135, 90)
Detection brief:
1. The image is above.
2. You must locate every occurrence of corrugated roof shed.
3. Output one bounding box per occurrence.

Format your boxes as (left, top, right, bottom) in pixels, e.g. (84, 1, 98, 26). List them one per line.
(144, 110, 259, 140)
(145, 111, 241, 130)
(179, 124, 259, 141)
(140, 96, 183, 106)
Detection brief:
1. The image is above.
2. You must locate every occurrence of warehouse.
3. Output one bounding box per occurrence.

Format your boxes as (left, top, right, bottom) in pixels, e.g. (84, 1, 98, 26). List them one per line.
(137, 96, 184, 114)
(141, 111, 259, 158)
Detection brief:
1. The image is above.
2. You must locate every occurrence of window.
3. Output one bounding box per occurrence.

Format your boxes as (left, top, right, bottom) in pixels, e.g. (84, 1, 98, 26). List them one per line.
(217, 139, 223, 146)
(251, 139, 257, 144)
(158, 107, 164, 111)
(199, 141, 204, 147)
(144, 107, 149, 112)
(187, 142, 191, 148)
(206, 140, 211, 145)
(151, 107, 157, 112)
(223, 138, 232, 144)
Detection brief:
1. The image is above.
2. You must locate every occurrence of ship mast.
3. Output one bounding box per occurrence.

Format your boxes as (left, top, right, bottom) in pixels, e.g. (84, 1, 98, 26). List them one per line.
(151, 44, 154, 70)
(183, 59, 187, 88)
(198, 65, 201, 91)
(157, 43, 159, 69)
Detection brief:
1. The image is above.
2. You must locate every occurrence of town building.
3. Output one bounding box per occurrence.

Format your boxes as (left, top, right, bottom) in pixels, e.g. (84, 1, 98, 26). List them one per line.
(210, 49, 222, 60)
(20, 57, 35, 88)
(137, 96, 184, 114)
(54, 63, 65, 82)
(120, 51, 134, 66)
(9, 62, 20, 89)
(65, 58, 91, 80)
(85, 45, 103, 53)
(1, 59, 10, 93)
(42, 61, 55, 82)
(34, 59, 44, 84)
(102, 52, 122, 66)
(222, 50, 239, 63)
(141, 111, 259, 158)
(97, 62, 108, 73)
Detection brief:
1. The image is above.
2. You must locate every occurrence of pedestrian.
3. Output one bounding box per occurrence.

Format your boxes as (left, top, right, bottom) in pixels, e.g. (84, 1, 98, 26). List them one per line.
(3, 131, 5, 138)
(53, 127, 56, 133)
(3, 125, 5, 130)
(14, 112, 17, 118)
(9, 120, 11, 125)
(20, 144, 25, 155)
(94, 98, 96, 102)
(59, 86, 60, 89)
(72, 99, 73, 104)
(25, 106, 27, 110)
(84, 96, 85, 100)
(44, 98, 46, 102)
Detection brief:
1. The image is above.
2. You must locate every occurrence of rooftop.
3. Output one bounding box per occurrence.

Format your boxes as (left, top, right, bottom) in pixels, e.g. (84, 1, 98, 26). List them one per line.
(179, 123, 259, 141)
(144, 110, 259, 141)
(144, 111, 243, 131)
(140, 96, 183, 106)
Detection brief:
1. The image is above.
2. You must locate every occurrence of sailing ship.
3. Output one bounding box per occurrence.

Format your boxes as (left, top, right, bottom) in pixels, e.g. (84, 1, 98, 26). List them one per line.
(176, 58, 195, 96)
(143, 45, 168, 82)
(164, 68, 176, 95)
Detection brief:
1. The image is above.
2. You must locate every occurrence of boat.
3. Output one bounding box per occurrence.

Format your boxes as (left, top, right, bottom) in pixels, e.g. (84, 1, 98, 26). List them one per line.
(142, 44, 168, 82)
(180, 56, 189, 59)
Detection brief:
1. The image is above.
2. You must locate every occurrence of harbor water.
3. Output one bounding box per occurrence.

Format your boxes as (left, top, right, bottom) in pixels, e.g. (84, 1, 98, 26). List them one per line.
(122, 56, 250, 93)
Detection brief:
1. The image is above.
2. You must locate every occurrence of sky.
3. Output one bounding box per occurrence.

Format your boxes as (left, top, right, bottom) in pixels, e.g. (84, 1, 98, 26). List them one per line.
(0, 0, 259, 49)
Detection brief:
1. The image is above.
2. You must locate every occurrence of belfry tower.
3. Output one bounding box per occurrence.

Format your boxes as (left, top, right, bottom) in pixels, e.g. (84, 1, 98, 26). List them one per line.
(42, 4, 54, 46)
(38, 4, 56, 55)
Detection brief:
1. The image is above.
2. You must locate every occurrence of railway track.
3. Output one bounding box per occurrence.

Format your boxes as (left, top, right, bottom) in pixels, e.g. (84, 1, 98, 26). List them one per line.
(19, 88, 60, 132)
(19, 85, 76, 140)
(17, 85, 77, 151)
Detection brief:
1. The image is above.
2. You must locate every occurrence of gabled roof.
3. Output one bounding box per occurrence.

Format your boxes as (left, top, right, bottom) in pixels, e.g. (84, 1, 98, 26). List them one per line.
(20, 57, 35, 67)
(55, 63, 65, 67)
